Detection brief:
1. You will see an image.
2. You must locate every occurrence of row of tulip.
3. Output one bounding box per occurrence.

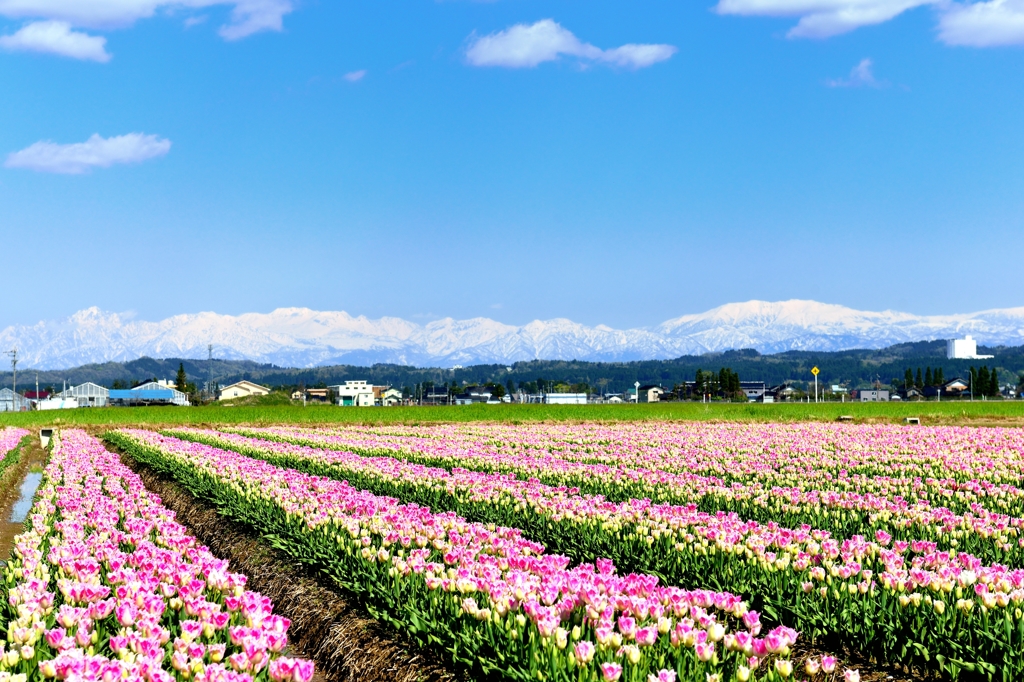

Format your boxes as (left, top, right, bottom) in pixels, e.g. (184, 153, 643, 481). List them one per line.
(0, 428, 29, 478)
(220, 428, 1024, 568)
(108, 429, 804, 682)
(244, 423, 1024, 485)
(236, 425, 1024, 517)
(0, 429, 313, 682)
(189, 426, 1024, 679)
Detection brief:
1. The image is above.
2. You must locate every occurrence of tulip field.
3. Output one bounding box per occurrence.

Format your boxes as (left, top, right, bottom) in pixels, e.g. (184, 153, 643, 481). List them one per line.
(0, 429, 313, 682)
(6, 420, 1024, 682)
(0, 428, 28, 480)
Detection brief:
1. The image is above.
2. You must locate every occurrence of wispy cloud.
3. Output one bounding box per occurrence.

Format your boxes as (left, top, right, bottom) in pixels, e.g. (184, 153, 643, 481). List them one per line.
(343, 69, 367, 82)
(715, 0, 936, 39)
(0, 0, 293, 43)
(826, 58, 885, 87)
(465, 19, 676, 70)
(938, 0, 1024, 46)
(5, 133, 171, 174)
(714, 0, 1024, 46)
(0, 20, 110, 61)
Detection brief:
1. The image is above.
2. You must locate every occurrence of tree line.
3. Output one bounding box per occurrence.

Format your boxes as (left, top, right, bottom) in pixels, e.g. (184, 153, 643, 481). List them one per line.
(903, 365, 1002, 397)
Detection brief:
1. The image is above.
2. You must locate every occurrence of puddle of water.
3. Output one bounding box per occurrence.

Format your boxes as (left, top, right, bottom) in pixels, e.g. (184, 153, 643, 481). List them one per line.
(9, 472, 42, 523)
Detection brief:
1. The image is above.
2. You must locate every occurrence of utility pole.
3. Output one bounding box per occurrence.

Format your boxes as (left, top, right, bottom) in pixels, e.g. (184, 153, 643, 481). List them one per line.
(207, 344, 214, 401)
(6, 349, 17, 411)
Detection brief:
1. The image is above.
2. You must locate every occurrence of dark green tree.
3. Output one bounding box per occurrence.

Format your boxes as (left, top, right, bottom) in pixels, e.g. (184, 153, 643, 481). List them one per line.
(506, 379, 516, 396)
(175, 363, 188, 393)
(935, 367, 945, 387)
(924, 367, 933, 387)
(915, 368, 923, 388)
(977, 367, 990, 397)
(904, 368, 914, 390)
(989, 367, 1000, 397)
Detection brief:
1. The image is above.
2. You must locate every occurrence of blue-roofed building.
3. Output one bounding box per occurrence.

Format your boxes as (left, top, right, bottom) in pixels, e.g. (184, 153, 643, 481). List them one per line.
(109, 381, 190, 406)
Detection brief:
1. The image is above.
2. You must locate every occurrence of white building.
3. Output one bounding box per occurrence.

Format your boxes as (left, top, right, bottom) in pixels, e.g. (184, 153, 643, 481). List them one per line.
(0, 388, 31, 412)
(375, 387, 403, 406)
(330, 380, 375, 406)
(218, 380, 271, 401)
(544, 393, 588, 405)
(128, 381, 191, 406)
(947, 335, 994, 360)
(856, 389, 890, 402)
(35, 397, 82, 411)
(57, 382, 110, 408)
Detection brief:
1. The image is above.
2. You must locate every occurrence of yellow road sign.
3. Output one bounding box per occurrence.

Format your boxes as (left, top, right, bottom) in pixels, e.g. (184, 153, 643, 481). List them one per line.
(811, 366, 820, 376)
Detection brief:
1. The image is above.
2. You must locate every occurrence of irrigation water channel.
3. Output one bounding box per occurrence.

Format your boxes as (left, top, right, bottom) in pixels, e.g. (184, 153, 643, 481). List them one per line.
(0, 433, 47, 562)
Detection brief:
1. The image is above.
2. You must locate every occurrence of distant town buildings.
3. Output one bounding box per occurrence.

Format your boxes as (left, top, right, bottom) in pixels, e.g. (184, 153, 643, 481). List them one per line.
(947, 335, 994, 360)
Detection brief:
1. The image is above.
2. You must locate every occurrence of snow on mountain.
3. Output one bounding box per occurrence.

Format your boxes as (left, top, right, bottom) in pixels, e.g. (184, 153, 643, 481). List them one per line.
(1, 300, 1022, 370)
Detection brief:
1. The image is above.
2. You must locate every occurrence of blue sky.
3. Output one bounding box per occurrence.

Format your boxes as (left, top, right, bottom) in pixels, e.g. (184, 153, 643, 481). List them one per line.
(2, 0, 1022, 329)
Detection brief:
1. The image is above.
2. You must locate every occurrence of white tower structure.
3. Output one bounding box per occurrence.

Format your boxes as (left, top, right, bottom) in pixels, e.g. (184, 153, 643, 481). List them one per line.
(947, 335, 994, 360)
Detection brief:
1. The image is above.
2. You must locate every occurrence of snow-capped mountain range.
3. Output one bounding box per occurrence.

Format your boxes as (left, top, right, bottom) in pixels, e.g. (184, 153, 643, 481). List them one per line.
(2, 300, 1023, 370)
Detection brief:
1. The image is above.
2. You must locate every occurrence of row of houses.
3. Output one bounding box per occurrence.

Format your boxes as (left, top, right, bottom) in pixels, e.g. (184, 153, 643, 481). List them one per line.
(1, 378, 277, 411)
(291, 381, 404, 406)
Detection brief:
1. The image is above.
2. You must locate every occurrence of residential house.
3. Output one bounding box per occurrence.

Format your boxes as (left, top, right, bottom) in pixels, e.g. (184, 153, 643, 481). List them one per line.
(854, 389, 890, 402)
(901, 387, 925, 400)
(292, 388, 330, 402)
(374, 386, 403, 406)
(922, 378, 970, 399)
(739, 381, 768, 401)
(218, 380, 270, 401)
(330, 381, 375, 406)
(637, 385, 665, 403)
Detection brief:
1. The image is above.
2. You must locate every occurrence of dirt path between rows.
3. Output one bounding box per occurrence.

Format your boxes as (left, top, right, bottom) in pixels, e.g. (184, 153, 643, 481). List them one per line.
(0, 434, 48, 562)
(119, 448, 457, 682)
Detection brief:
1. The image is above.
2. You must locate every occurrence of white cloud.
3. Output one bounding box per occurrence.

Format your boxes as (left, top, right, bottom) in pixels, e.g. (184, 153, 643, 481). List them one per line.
(714, 0, 934, 38)
(600, 44, 680, 69)
(826, 57, 884, 86)
(938, 0, 1024, 46)
(5, 133, 171, 174)
(217, 0, 290, 40)
(0, 20, 110, 61)
(714, 0, 1024, 45)
(0, 0, 293, 41)
(465, 19, 676, 69)
(343, 69, 367, 82)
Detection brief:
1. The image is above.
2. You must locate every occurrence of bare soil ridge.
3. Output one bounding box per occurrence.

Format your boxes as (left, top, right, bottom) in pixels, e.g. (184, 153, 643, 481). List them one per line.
(118, 447, 456, 682)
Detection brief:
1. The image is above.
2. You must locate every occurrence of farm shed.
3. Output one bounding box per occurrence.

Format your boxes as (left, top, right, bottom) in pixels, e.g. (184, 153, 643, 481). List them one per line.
(109, 381, 190, 406)
(0, 388, 31, 412)
(57, 382, 110, 408)
(545, 393, 588, 405)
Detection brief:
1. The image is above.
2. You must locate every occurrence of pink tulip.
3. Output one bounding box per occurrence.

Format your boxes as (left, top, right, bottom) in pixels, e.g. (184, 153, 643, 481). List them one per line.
(600, 662, 624, 681)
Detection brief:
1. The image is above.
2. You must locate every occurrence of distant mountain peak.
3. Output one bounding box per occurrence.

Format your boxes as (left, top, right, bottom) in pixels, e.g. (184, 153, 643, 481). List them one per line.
(1, 300, 1021, 370)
